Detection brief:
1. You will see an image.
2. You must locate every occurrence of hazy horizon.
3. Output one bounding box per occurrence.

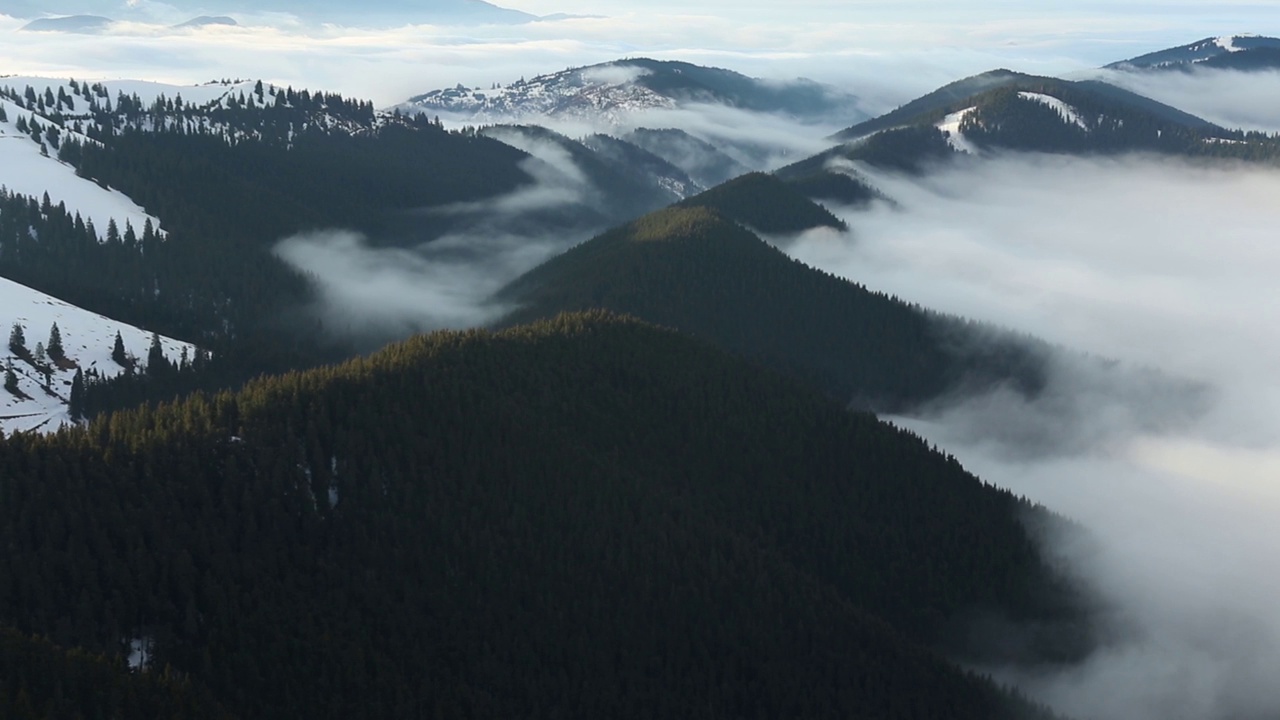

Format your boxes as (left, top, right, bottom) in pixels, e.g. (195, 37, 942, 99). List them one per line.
(1, 1, 1276, 108)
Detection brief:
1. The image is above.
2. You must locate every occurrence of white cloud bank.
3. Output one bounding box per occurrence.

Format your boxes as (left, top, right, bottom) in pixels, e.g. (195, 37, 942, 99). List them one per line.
(2, 3, 1276, 111)
(788, 152, 1280, 720)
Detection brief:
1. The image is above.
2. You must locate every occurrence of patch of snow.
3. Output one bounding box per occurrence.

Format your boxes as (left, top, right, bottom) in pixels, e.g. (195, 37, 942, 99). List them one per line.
(1017, 92, 1090, 131)
(1215, 36, 1244, 53)
(400, 64, 676, 125)
(0, 98, 159, 240)
(2, 77, 266, 112)
(127, 636, 153, 671)
(936, 107, 979, 154)
(1, 276, 197, 435)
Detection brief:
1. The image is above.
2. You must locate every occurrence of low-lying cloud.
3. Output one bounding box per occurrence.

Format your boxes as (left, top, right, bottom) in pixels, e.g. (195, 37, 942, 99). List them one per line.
(1088, 67, 1280, 134)
(273, 137, 597, 343)
(788, 152, 1280, 720)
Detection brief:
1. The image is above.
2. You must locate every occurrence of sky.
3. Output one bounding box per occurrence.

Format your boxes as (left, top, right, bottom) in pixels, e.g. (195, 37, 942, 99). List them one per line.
(0, 1, 1276, 108)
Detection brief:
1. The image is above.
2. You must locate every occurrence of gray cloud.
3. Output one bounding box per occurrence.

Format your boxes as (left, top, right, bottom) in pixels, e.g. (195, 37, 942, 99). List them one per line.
(272, 128, 600, 343)
(1085, 67, 1280, 133)
(788, 150, 1280, 720)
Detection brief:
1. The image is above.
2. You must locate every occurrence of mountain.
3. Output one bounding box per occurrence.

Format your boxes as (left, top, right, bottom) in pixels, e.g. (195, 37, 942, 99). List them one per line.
(580, 132, 703, 198)
(0, 75, 542, 417)
(1106, 34, 1280, 70)
(0, 311, 1082, 719)
(1, 268, 198, 435)
(622, 127, 752, 188)
(0, 0, 541, 25)
(834, 70, 1223, 142)
(674, 171, 846, 234)
(832, 69, 1033, 142)
(0, 87, 162, 239)
(400, 58, 867, 124)
(18, 14, 113, 33)
(817, 71, 1280, 165)
(478, 124, 687, 219)
(498, 205, 1049, 413)
(174, 15, 239, 28)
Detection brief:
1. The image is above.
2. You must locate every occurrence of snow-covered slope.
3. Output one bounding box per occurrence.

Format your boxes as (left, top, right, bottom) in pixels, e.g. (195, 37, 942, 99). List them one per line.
(936, 107, 978, 153)
(1017, 92, 1090, 130)
(0, 95, 159, 240)
(1106, 34, 1280, 69)
(405, 68, 675, 125)
(400, 58, 865, 126)
(1, 276, 197, 435)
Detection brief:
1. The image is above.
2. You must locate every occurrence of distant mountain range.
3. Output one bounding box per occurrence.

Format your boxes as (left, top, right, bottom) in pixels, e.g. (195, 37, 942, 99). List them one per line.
(18, 13, 241, 32)
(3, 0, 548, 26)
(399, 58, 868, 125)
(1106, 34, 1280, 71)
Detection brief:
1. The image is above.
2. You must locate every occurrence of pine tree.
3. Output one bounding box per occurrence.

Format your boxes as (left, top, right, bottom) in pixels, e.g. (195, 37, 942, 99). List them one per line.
(146, 332, 168, 377)
(69, 368, 85, 419)
(47, 323, 63, 361)
(111, 331, 127, 366)
(8, 323, 25, 354)
(3, 361, 16, 395)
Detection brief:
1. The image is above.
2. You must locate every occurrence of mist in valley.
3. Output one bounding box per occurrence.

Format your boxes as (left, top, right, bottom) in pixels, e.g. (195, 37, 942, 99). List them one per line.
(273, 136, 605, 345)
(788, 151, 1280, 720)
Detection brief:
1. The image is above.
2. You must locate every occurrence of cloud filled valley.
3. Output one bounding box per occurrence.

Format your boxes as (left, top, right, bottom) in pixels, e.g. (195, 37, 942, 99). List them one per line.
(787, 152, 1280, 720)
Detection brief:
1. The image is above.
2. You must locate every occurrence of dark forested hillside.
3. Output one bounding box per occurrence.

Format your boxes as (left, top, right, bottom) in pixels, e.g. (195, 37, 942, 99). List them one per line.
(820, 70, 1280, 163)
(500, 206, 1048, 412)
(623, 127, 751, 188)
(676, 171, 847, 233)
(0, 312, 1079, 719)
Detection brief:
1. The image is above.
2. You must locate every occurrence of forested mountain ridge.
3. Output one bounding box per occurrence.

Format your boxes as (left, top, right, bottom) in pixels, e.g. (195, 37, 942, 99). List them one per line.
(674, 172, 847, 234)
(1105, 34, 1280, 70)
(0, 74, 702, 424)
(0, 311, 1080, 719)
(799, 71, 1280, 181)
(498, 206, 1050, 412)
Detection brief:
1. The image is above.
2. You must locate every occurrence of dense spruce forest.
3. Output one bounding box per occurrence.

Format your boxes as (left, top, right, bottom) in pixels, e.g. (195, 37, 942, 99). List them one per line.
(500, 205, 1049, 411)
(674, 172, 847, 233)
(0, 312, 1079, 719)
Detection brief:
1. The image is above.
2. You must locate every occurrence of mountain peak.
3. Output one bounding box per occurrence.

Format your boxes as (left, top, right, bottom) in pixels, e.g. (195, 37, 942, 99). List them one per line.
(400, 58, 864, 124)
(1105, 34, 1280, 70)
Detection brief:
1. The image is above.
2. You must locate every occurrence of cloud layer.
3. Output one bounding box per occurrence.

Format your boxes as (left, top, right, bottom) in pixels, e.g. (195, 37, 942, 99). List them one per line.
(4, 5, 1276, 110)
(788, 151, 1280, 720)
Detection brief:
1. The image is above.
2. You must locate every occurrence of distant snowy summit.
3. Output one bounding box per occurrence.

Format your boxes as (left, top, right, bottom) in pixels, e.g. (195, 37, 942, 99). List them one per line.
(399, 58, 867, 126)
(1107, 34, 1280, 71)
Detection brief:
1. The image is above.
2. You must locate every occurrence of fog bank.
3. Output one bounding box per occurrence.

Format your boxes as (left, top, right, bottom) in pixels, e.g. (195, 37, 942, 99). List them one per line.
(789, 152, 1280, 720)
